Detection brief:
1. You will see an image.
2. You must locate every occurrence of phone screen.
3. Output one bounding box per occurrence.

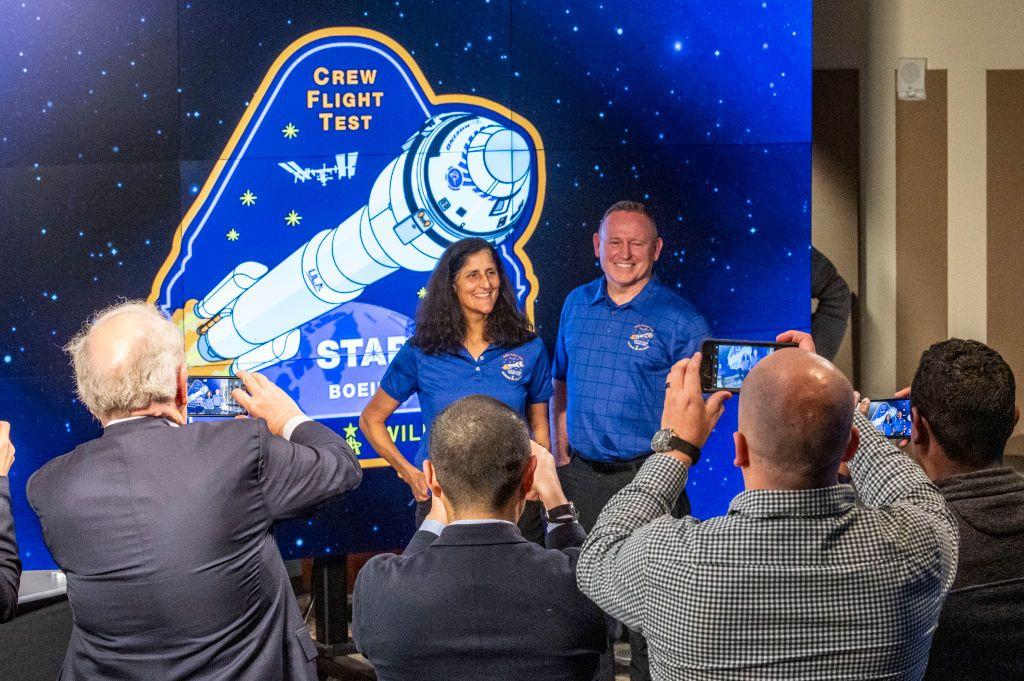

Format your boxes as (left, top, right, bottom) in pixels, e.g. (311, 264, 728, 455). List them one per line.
(186, 376, 247, 418)
(712, 343, 779, 390)
(867, 398, 912, 438)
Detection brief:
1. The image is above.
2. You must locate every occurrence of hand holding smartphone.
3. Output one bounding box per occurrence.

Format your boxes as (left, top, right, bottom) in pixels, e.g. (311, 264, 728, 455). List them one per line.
(866, 398, 912, 439)
(699, 339, 798, 393)
(186, 376, 248, 419)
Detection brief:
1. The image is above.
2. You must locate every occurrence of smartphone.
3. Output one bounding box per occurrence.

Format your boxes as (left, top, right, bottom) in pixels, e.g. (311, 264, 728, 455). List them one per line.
(186, 376, 247, 418)
(867, 398, 912, 439)
(699, 339, 798, 393)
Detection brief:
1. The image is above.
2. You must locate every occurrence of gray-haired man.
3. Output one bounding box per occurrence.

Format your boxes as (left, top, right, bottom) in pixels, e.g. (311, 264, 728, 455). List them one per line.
(28, 301, 362, 680)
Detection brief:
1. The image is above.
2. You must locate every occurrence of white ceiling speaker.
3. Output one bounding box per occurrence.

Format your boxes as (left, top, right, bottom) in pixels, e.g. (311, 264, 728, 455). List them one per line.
(897, 58, 927, 101)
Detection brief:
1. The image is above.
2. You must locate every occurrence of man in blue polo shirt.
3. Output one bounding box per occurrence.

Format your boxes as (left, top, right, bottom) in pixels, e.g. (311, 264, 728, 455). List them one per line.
(552, 200, 708, 681)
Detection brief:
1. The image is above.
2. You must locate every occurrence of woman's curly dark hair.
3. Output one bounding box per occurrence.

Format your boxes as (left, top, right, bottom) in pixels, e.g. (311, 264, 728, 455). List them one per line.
(410, 238, 536, 355)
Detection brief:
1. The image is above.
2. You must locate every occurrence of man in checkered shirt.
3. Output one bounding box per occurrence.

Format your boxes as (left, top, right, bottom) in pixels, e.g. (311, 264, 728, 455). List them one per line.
(577, 331, 959, 680)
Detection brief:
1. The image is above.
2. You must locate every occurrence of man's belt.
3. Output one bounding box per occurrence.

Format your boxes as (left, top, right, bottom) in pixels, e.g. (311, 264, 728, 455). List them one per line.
(571, 448, 652, 474)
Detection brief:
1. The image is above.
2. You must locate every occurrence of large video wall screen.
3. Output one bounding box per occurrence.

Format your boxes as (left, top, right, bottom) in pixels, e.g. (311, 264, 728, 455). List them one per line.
(0, 1, 811, 567)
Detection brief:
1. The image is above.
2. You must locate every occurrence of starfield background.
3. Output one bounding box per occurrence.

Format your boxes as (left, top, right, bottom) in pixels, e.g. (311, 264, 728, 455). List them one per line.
(0, 0, 810, 568)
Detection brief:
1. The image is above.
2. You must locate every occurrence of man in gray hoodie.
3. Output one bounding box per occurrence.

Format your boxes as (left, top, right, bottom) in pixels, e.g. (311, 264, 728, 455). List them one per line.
(909, 339, 1024, 681)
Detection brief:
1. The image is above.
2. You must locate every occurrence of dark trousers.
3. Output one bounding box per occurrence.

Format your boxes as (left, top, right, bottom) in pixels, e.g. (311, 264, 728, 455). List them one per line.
(415, 498, 547, 545)
(557, 453, 690, 531)
(558, 453, 690, 681)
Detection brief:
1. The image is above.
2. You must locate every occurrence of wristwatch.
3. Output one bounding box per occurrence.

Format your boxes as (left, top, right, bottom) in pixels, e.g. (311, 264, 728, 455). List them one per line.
(650, 428, 701, 465)
(544, 502, 579, 524)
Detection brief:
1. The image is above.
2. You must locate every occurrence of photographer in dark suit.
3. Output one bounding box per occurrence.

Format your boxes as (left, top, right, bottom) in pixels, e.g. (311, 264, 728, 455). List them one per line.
(27, 301, 362, 681)
(353, 395, 607, 681)
(0, 420, 19, 623)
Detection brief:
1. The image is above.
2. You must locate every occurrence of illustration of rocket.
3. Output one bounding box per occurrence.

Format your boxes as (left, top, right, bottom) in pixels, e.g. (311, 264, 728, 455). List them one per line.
(194, 112, 533, 374)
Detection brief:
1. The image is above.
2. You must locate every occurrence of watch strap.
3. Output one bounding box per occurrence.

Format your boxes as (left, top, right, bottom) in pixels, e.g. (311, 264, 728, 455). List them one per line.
(545, 502, 578, 523)
(667, 435, 701, 465)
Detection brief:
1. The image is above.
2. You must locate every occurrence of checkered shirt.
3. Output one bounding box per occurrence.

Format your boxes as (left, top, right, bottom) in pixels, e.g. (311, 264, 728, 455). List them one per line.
(577, 411, 959, 680)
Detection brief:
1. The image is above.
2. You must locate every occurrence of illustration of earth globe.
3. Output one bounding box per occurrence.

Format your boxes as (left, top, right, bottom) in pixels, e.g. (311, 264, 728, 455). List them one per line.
(261, 301, 418, 418)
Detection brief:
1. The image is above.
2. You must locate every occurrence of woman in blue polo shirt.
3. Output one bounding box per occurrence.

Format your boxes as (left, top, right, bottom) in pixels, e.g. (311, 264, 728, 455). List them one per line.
(359, 237, 552, 540)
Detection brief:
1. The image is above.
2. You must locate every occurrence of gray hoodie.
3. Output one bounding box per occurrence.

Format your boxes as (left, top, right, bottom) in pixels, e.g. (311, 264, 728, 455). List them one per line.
(924, 466, 1024, 681)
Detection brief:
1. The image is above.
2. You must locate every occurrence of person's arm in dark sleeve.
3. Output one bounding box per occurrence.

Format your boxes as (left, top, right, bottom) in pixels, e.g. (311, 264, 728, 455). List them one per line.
(545, 520, 586, 550)
(811, 247, 852, 361)
(258, 418, 362, 521)
(404, 528, 440, 555)
(402, 495, 447, 555)
(0, 477, 21, 622)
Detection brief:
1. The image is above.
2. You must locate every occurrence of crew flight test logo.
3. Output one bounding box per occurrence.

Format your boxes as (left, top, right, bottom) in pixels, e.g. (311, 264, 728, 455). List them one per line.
(149, 29, 545, 448)
(628, 324, 655, 352)
(501, 353, 525, 382)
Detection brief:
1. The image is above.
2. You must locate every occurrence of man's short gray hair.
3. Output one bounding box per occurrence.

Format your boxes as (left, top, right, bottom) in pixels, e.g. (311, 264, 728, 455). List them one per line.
(429, 395, 531, 510)
(599, 200, 659, 237)
(65, 300, 185, 420)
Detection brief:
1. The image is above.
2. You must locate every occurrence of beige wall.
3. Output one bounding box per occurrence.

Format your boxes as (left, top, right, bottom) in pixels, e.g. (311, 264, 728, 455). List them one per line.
(894, 69, 948, 388)
(987, 71, 1024, 458)
(814, 1, 1024, 458)
(815, 1, 1024, 359)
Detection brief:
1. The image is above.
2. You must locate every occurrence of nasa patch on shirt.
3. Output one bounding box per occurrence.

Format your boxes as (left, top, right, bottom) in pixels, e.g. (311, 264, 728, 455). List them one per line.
(501, 352, 525, 381)
(627, 324, 655, 352)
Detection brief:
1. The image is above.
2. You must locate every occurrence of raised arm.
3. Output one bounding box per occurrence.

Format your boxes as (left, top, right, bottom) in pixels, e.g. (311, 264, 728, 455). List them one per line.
(404, 494, 447, 554)
(529, 440, 587, 550)
(577, 355, 730, 629)
(777, 330, 946, 513)
(0, 421, 21, 622)
(778, 330, 958, 590)
(849, 408, 958, 589)
(848, 410, 938, 508)
(232, 371, 362, 520)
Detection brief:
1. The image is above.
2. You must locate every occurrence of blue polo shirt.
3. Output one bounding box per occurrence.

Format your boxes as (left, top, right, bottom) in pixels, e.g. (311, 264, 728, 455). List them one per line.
(553, 276, 709, 462)
(380, 336, 553, 468)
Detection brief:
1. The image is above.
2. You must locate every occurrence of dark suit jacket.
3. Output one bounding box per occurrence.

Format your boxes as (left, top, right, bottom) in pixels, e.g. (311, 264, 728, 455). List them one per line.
(0, 476, 20, 622)
(353, 520, 607, 681)
(28, 416, 361, 681)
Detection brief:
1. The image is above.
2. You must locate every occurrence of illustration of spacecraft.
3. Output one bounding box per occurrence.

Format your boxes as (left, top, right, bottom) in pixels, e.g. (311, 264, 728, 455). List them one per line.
(194, 112, 533, 373)
(186, 380, 210, 404)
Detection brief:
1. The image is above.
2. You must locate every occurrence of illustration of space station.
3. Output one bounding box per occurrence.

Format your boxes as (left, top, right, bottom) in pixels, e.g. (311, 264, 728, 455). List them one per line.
(194, 112, 533, 374)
